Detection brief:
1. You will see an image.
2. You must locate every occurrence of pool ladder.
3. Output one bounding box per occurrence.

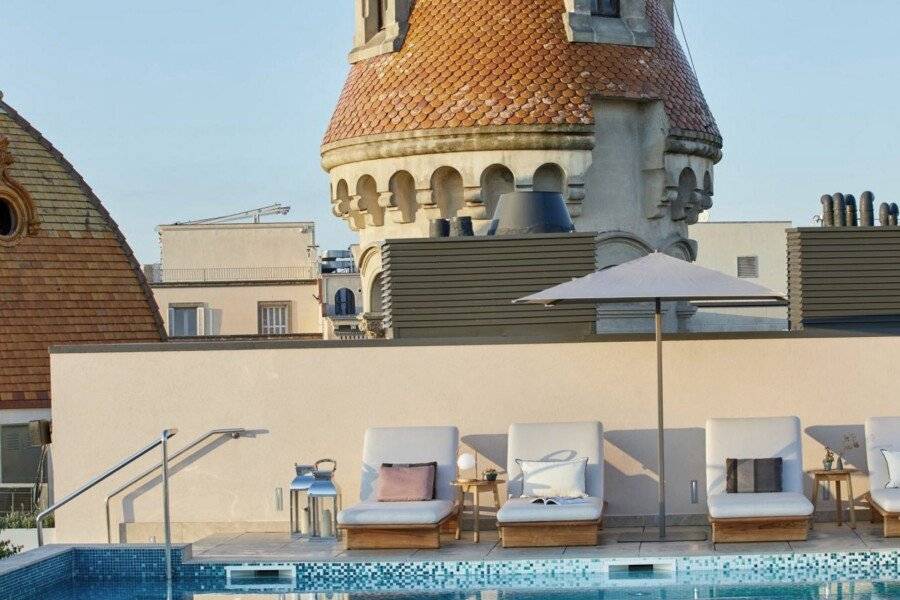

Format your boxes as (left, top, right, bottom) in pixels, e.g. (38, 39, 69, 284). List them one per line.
(36, 427, 246, 583)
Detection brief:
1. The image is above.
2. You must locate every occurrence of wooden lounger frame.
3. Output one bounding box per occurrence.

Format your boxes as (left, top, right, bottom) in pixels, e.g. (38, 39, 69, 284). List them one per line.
(868, 494, 900, 538)
(708, 515, 810, 543)
(498, 518, 602, 548)
(340, 509, 458, 550)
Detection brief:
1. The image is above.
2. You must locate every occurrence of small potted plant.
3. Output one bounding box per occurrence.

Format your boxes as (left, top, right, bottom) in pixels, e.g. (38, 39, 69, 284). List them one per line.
(823, 447, 835, 471)
(482, 468, 498, 482)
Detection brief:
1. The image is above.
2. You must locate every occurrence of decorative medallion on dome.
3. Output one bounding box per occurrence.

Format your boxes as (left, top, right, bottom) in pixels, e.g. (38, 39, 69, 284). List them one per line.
(0, 135, 38, 245)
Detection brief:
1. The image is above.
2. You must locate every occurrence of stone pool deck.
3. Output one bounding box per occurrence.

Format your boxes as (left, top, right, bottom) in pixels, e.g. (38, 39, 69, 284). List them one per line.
(186, 522, 900, 564)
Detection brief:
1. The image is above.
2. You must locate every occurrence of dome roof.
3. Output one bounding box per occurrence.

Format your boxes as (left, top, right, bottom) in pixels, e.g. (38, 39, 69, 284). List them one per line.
(324, 0, 720, 146)
(0, 96, 164, 407)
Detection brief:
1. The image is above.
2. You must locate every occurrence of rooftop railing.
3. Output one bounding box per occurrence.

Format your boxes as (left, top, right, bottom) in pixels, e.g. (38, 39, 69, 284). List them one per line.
(147, 265, 320, 284)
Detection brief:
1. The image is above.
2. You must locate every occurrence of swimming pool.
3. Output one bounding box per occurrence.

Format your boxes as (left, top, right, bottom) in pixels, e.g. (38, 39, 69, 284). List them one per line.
(3, 546, 899, 600)
(22, 579, 900, 599)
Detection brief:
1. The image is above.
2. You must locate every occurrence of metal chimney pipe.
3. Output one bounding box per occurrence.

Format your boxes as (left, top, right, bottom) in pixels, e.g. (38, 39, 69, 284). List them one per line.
(860, 191, 875, 226)
(832, 193, 847, 226)
(820, 195, 834, 227)
(845, 194, 858, 227)
(891, 203, 899, 227)
(429, 218, 450, 238)
(879, 203, 891, 226)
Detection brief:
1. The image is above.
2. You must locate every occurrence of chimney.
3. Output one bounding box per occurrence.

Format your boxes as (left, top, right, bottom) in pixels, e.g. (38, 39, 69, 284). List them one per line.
(860, 191, 875, 226)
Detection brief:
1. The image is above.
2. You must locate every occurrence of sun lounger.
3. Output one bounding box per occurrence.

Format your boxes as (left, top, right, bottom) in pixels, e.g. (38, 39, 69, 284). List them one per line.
(337, 426, 459, 550)
(497, 422, 604, 548)
(865, 417, 900, 537)
(706, 417, 813, 543)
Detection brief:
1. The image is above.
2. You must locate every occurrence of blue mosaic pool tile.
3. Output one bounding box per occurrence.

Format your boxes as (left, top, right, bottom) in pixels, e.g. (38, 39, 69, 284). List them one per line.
(1, 545, 899, 597)
(0, 548, 73, 599)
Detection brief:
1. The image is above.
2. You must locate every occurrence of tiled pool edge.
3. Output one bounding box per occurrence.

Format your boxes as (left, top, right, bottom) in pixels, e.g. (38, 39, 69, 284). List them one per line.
(1, 545, 898, 596)
(0, 546, 74, 599)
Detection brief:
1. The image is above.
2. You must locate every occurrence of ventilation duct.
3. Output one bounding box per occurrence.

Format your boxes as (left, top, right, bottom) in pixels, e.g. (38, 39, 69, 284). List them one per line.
(487, 192, 575, 236)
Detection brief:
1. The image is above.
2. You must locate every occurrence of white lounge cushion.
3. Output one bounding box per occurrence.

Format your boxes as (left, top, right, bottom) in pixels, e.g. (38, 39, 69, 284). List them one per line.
(518, 458, 587, 498)
(338, 499, 455, 526)
(506, 422, 604, 500)
(497, 496, 603, 524)
(870, 488, 900, 513)
(706, 417, 804, 496)
(708, 492, 813, 519)
(359, 426, 459, 502)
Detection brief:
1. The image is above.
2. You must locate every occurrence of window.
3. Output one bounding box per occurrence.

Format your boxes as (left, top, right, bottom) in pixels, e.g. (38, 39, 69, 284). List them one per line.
(592, 0, 620, 17)
(259, 302, 291, 335)
(376, 0, 387, 31)
(0, 199, 17, 238)
(335, 288, 356, 316)
(1, 425, 45, 485)
(737, 256, 760, 279)
(169, 305, 201, 337)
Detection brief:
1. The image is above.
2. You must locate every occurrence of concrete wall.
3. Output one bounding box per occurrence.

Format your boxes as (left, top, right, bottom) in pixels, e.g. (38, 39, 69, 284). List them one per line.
(49, 334, 899, 543)
(159, 223, 317, 271)
(690, 221, 791, 331)
(152, 283, 320, 336)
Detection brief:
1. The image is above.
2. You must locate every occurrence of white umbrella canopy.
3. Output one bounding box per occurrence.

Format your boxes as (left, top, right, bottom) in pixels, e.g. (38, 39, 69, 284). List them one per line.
(515, 251, 787, 306)
(514, 252, 787, 543)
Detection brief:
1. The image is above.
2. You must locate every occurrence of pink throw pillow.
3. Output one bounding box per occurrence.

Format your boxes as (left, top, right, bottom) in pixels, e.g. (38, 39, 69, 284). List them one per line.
(376, 464, 436, 502)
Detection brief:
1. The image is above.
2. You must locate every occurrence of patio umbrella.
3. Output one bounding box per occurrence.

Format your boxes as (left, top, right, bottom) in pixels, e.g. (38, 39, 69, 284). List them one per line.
(514, 252, 787, 542)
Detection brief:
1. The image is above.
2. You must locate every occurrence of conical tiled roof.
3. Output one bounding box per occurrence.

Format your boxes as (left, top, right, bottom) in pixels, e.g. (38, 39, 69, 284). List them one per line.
(0, 96, 164, 408)
(324, 0, 719, 145)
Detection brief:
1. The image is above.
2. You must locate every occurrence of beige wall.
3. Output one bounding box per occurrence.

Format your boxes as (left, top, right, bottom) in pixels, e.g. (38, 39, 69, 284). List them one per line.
(690, 221, 789, 293)
(159, 222, 317, 272)
(690, 221, 791, 330)
(153, 283, 320, 336)
(50, 334, 898, 543)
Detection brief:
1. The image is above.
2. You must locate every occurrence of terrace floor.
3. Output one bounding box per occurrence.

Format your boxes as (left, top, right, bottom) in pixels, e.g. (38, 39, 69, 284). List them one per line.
(186, 522, 899, 564)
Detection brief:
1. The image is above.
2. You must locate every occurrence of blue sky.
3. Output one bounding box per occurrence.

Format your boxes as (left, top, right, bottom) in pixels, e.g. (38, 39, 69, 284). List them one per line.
(1, 1, 898, 264)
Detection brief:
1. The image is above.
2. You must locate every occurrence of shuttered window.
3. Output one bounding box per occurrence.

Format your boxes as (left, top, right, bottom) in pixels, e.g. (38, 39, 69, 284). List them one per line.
(737, 256, 760, 279)
(169, 306, 200, 336)
(1, 425, 44, 484)
(259, 302, 291, 335)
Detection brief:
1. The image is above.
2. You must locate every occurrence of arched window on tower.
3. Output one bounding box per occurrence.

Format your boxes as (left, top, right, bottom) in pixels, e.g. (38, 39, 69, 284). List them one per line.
(592, 0, 620, 17)
(376, 0, 388, 30)
(335, 288, 357, 316)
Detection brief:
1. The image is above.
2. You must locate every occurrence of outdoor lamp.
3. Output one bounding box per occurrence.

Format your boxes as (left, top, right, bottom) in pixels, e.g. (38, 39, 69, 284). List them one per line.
(457, 452, 477, 481)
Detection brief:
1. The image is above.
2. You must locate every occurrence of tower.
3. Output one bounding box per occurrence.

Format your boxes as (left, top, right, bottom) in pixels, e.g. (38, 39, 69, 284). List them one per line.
(322, 0, 722, 317)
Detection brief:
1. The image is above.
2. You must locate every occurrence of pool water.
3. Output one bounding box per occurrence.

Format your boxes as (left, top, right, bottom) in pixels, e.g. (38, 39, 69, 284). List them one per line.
(26, 579, 900, 600)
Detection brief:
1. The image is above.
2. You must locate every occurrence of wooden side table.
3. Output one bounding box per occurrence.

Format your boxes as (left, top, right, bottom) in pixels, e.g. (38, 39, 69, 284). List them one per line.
(809, 469, 857, 529)
(453, 479, 503, 543)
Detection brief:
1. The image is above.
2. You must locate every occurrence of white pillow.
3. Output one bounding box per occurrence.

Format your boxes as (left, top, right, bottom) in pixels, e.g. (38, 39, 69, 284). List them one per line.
(516, 457, 587, 498)
(883, 449, 900, 488)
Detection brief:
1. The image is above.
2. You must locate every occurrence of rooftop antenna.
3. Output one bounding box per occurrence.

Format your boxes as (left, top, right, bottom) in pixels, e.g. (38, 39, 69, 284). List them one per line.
(176, 203, 291, 225)
(674, 1, 698, 77)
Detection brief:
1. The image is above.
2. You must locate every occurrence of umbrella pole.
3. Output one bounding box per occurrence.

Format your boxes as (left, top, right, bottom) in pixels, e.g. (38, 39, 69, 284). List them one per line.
(655, 297, 666, 540)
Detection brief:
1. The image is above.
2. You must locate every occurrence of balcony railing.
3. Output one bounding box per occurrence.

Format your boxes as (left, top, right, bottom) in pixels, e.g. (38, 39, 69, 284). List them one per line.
(147, 265, 320, 284)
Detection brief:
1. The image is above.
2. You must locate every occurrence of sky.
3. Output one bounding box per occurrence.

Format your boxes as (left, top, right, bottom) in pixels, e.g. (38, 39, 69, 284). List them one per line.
(1, 1, 898, 264)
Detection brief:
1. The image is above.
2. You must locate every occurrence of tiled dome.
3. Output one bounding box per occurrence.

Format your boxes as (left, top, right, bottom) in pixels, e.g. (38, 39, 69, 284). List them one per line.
(324, 0, 720, 145)
(0, 97, 164, 407)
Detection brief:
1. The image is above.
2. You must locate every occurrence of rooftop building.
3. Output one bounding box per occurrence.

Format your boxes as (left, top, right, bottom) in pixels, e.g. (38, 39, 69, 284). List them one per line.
(322, 0, 722, 318)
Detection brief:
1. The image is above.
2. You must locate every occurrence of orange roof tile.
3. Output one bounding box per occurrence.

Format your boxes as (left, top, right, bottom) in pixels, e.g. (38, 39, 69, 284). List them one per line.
(324, 0, 719, 145)
(0, 97, 164, 409)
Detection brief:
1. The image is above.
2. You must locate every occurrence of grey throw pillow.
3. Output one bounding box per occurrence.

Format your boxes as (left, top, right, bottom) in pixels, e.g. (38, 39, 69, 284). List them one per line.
(726, 458, 783, 493)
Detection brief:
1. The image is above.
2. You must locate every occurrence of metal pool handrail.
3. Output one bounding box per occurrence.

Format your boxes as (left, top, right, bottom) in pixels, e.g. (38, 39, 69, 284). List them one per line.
(37, 429, 178, 581)
(104, 427, 246, 543)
